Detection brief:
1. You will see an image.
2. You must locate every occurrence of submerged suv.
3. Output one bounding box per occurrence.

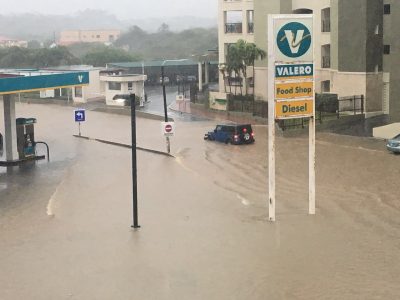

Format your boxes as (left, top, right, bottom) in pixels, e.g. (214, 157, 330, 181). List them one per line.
(204, 124, 255, 145)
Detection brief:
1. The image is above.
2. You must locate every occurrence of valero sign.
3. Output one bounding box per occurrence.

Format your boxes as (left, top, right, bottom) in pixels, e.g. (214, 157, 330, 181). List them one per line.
(275, 63, 313, 80)
(274, 18, 313, 62)
(275, 81, 313, 99)
(275, 99, 314, 119)
(268, 15, 316, 221)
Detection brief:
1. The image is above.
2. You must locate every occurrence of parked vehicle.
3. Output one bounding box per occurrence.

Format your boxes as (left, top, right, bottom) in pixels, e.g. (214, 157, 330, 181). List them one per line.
(386, 133, 400, 154)
(204, 124, 255, 145)
(159, 76, 170, 84)
(186, 75, 197, 82)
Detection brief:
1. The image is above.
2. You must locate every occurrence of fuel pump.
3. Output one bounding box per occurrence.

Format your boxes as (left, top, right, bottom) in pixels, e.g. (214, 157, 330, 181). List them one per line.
(16, 118, 37, 160)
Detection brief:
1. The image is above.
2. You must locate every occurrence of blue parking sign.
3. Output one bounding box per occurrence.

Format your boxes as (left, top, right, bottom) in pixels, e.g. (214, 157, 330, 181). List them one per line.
(74, 109, 86, 122)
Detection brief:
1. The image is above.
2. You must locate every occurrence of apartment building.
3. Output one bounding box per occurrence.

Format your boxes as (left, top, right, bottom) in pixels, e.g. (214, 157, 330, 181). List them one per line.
(218, 0, 255, 92)
(59, 30, 121, 46)
(219, 0, 400, 120)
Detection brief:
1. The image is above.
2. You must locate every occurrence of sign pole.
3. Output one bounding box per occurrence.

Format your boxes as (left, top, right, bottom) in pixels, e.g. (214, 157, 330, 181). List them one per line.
(161, 65, 171, 154)
(309, 116, 316, 214)
(268, 15, 276, 222)
(309, 30, 316, 215)
(78, 122, 81, 137)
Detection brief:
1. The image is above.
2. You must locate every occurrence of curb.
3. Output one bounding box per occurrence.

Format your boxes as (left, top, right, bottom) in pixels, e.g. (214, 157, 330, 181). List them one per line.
(73, 135, 175, 158)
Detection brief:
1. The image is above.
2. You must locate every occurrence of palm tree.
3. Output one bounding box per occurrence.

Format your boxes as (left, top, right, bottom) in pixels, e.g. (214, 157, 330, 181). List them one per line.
(224, 40, 266, 96)
(243, 42, 266, 96)
(226, 43, 244, 95)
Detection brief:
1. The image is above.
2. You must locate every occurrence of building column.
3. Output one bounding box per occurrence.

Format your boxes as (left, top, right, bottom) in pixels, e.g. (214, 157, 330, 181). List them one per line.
(205, 62, 210, 85)
(3, 94, 18, 162)
(198, 62, 203, 92)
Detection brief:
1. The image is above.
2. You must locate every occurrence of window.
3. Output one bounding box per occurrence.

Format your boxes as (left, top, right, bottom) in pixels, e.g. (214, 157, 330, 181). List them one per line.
(109, 82, 121, 90)
(375, 25, 380, 35)
(225, 11, 243, 33)
(384, 4, 391, 15)
(384, 45, 391, 54)
(96, 35, 100, 38)
(322, 44, 331, 68)
(75, 86, 83, 98)
(321, 8, 331, 32)
(247, 10, 254, 34)
(128, 82, 133, 91)
(321, 80, 331, 93)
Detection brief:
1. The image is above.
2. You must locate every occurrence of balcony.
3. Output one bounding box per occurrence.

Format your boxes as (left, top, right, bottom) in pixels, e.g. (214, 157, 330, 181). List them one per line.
(248, 22, 254, 34)
(225, 23, 243, 34)
(322, 56, 331, 68)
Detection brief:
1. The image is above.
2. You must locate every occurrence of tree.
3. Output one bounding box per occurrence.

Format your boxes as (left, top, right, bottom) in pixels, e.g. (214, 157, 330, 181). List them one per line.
(226, 43, 244, 95)
(158, 23, 170, 33)
(114, 26, 217, 60)
(33, 47, 79, 67)
(224, 40, 266, 96)
(243, 42, 266, 95)
(0, 46, 79, 68)
(27, 40, 41, 49)
(82, 46, 141, 67)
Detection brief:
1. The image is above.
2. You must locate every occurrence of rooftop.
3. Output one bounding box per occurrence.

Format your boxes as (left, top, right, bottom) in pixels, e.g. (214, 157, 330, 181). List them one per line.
(108, 59, 218, 69)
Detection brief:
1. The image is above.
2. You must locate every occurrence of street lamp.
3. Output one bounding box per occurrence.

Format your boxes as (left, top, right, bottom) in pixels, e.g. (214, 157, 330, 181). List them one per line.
(129, 93, 140, 229)
(115, 93, 140, 229)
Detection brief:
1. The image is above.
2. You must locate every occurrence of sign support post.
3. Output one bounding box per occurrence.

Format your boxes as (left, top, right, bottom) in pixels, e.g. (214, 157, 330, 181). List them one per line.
(268, 15, 276, 221)
(309, 115, 316, 215)
(74, 109, 86, 137)
(161, 65, 171, 154)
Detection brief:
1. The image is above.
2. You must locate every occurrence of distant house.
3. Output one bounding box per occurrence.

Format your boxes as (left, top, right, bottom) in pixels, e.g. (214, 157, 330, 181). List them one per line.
(59, 30, 121, 46)
(0, 36, 28, 48)
(40, 65, 141, 105)
(100, 74, 147, 106)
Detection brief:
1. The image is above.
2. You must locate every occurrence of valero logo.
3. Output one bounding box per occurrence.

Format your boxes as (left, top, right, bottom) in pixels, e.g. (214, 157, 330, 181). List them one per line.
(277, 22, 311, 58)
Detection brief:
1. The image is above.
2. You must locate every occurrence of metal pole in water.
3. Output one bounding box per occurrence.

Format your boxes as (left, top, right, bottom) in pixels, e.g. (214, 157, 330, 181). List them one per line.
(130, 93, 140, 229)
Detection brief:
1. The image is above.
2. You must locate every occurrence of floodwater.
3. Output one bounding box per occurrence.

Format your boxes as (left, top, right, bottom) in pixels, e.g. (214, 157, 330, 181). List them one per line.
(1, 101, 400, 299)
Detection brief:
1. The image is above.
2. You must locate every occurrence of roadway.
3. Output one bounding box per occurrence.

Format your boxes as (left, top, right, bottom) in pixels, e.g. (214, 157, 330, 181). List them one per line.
(1, 101, 400, 299)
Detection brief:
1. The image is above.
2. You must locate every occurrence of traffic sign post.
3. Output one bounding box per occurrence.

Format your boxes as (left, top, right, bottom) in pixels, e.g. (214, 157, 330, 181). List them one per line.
(161, 122, 175, 137)
(268, 15, 315, 221)
(74, 109, 86, 136)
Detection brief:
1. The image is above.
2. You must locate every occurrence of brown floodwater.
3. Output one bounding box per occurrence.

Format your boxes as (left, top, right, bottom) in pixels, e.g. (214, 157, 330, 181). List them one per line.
(1, 101, 399, 299)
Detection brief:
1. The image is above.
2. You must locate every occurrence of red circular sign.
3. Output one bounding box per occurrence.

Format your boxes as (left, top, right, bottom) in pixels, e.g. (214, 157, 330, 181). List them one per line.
(165, 124, 173, 133)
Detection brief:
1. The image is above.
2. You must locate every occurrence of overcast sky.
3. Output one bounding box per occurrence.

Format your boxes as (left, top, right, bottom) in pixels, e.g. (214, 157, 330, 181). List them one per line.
(0, 0, 217, 19)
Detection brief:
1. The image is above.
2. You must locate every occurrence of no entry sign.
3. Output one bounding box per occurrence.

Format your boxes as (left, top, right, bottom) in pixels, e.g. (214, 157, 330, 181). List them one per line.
(161, 122, 175, 137)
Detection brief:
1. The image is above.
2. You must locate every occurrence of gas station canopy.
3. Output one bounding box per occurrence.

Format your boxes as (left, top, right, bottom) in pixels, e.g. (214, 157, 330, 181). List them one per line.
(0, 69, 90, 165)
(0, 70, 89, 95)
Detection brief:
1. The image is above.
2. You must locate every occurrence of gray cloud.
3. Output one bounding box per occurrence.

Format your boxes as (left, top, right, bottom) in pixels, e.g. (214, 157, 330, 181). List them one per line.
(0, 0, 217, 19)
